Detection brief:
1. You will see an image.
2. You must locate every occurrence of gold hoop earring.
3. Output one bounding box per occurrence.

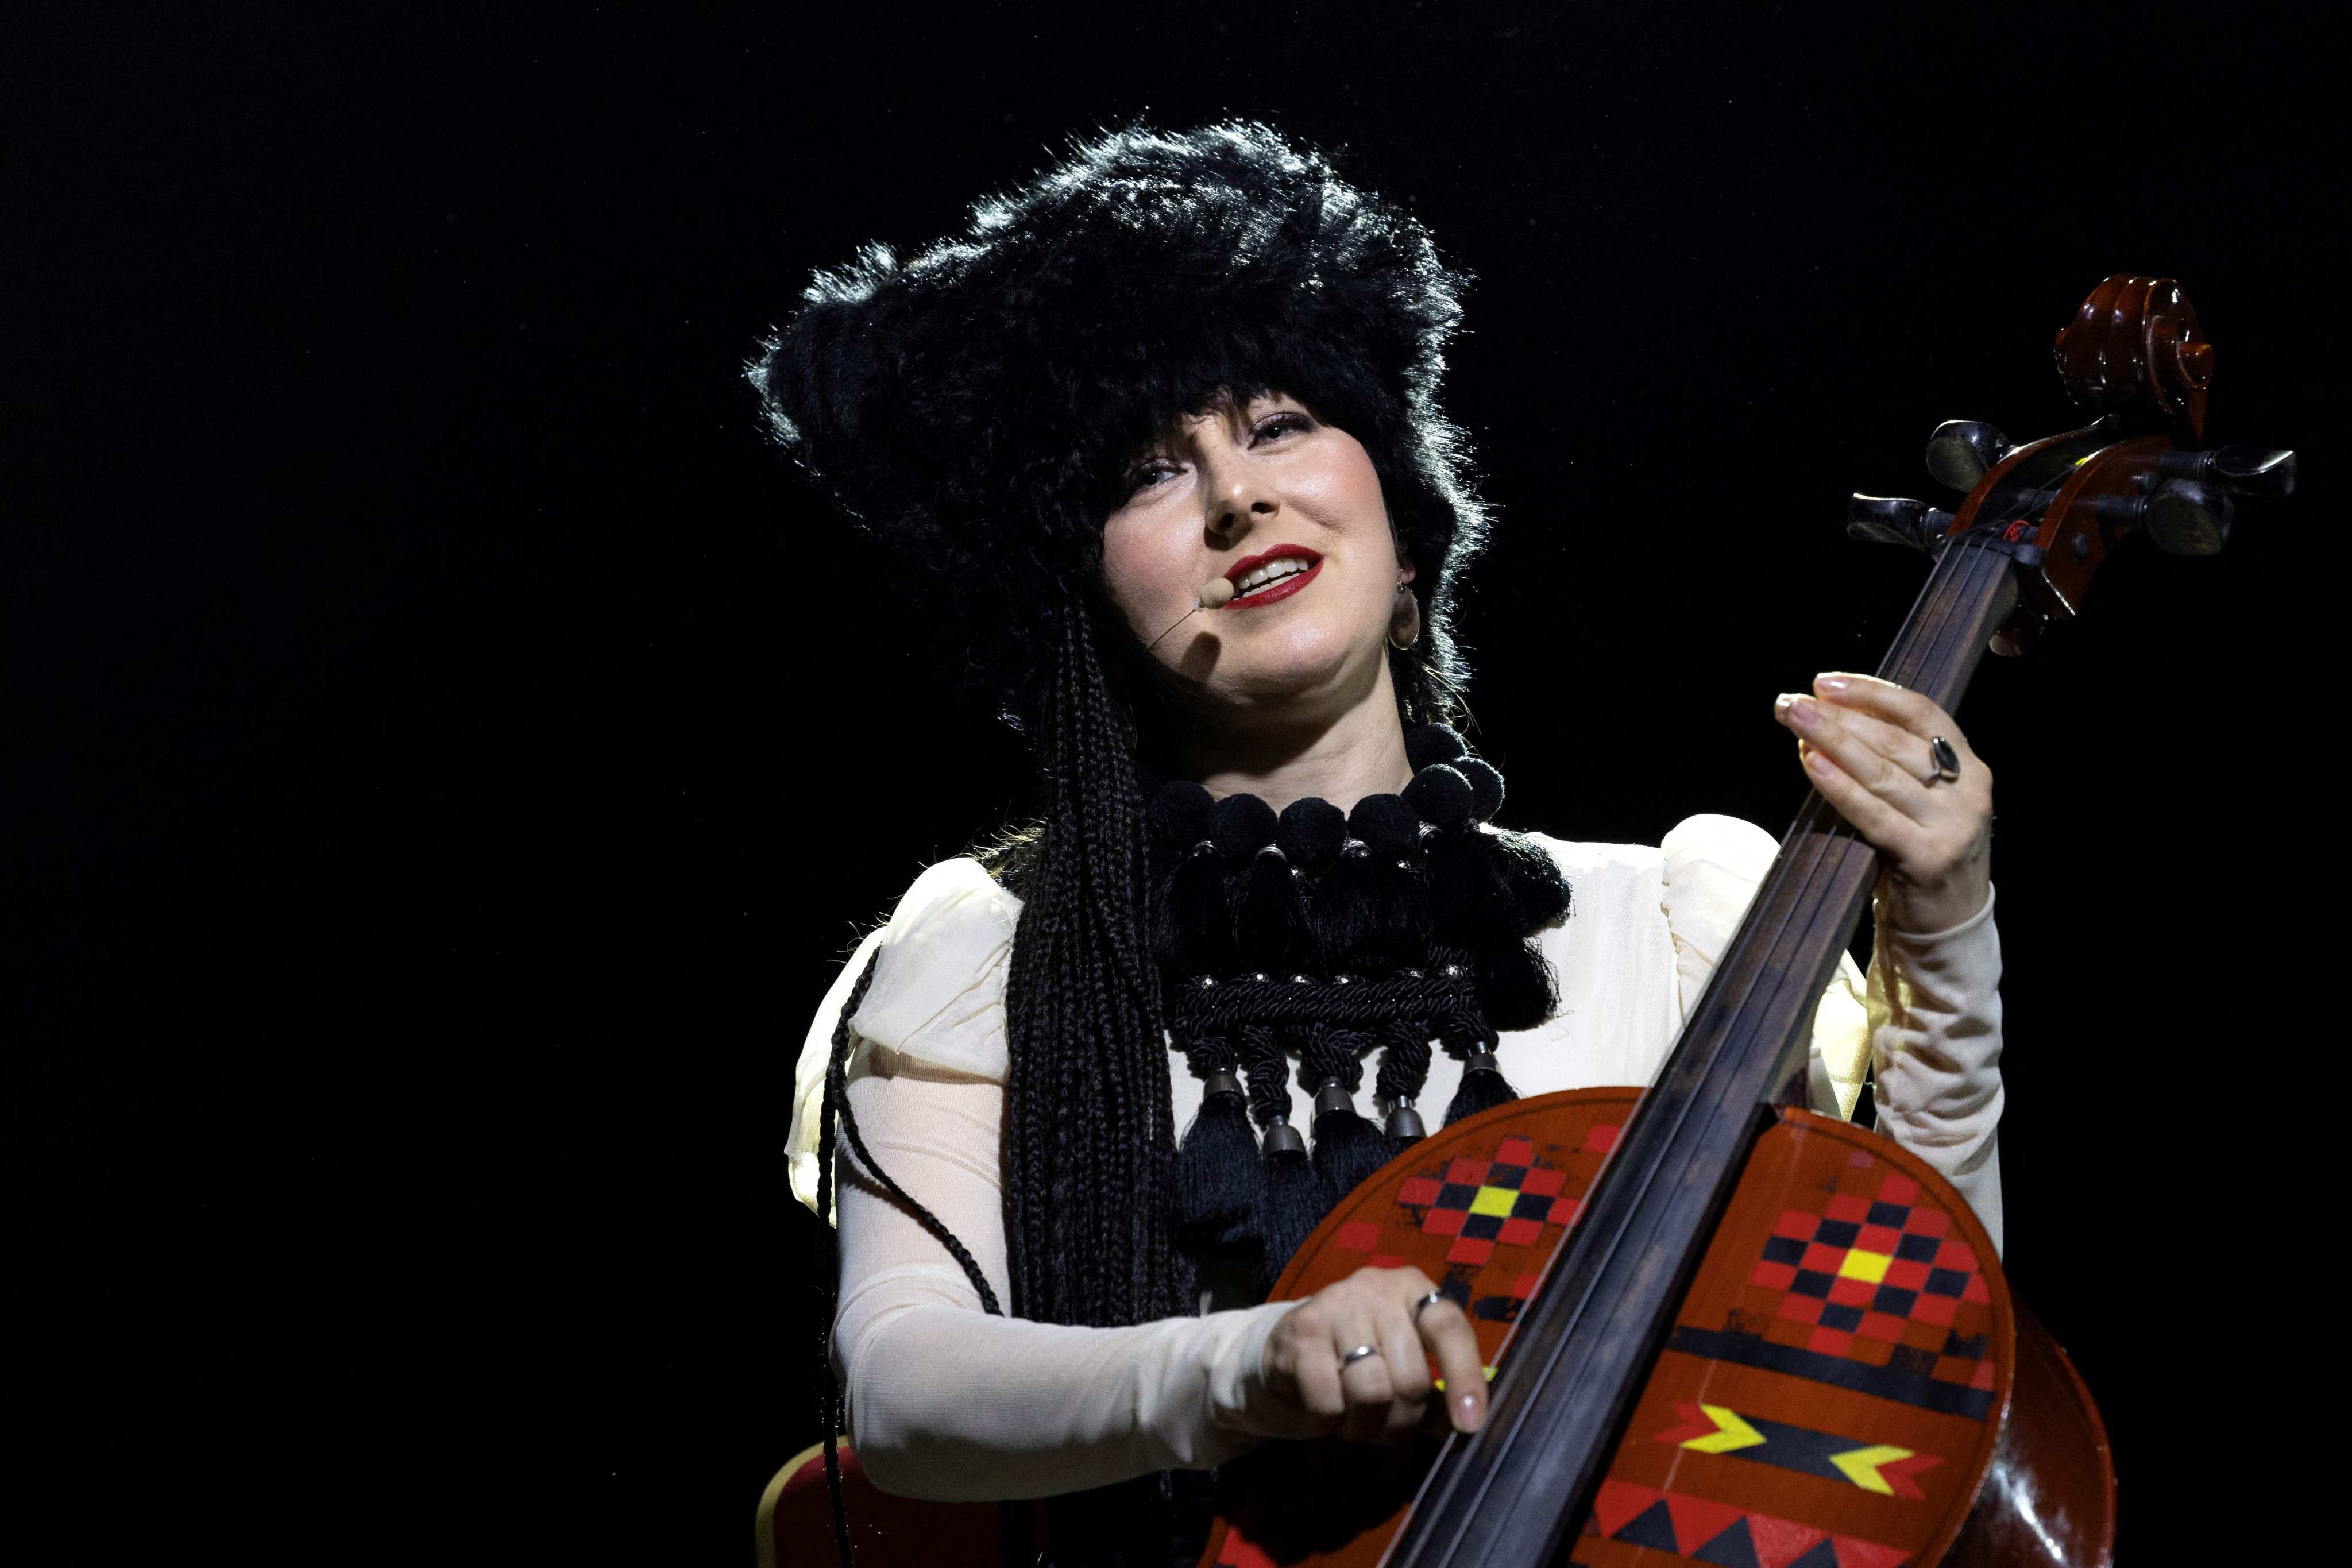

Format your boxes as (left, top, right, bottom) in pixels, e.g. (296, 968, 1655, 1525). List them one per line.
(1389, 584, 1421, 652)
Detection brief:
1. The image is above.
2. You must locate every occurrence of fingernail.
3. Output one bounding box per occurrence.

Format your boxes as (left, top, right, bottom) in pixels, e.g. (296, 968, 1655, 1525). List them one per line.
(1785, 696, 1818, 729)
(1457, 1392, 1483, 1431)
(1816, 674, 1852, 693)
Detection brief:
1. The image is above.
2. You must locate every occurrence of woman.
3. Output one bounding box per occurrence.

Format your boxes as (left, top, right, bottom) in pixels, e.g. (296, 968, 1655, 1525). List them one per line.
(758, 122, 2000, 1563)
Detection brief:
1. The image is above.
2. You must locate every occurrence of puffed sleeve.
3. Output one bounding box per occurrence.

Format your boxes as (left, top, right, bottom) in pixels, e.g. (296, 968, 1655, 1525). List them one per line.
(1659, 814, 1872, 1119)
(786, 857, 1018, 1221)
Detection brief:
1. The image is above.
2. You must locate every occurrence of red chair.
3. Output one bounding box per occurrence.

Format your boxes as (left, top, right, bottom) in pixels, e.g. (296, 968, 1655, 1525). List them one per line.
(758, 1439, 1005, 1567)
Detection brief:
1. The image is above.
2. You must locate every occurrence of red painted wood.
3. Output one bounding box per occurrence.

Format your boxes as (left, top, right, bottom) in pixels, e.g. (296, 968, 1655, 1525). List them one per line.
(1198, 1099, 2115, 1568)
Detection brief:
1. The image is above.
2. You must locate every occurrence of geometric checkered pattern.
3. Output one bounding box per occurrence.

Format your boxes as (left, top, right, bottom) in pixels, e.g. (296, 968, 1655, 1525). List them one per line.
(1392, 1129, 1616, 1267)
(1751, 1168, 1994, 1391)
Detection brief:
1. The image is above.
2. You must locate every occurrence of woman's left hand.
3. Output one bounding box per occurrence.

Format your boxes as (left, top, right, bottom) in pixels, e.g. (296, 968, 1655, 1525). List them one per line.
(1775, 673, 1993, 934)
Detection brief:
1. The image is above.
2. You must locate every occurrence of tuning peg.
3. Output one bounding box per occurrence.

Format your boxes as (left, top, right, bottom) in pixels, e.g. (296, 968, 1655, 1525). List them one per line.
(1847, 494, 1953, 552)
(1924, 421, 2012, 491)
(2157, 445, 2296, 499)
(2141, 479, 2234, 556)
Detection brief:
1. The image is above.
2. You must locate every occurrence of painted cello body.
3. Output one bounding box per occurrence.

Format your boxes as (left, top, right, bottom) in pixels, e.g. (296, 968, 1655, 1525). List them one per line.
(1200, 1091, 2106, 1567)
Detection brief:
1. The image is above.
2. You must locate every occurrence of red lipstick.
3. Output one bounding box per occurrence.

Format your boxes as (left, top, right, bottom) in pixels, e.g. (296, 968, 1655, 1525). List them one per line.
(1221, 544, 1324, 609)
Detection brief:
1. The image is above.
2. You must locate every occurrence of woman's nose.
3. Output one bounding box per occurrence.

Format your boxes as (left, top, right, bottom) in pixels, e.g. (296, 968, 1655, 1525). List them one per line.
(1204, 460, 1276, 535)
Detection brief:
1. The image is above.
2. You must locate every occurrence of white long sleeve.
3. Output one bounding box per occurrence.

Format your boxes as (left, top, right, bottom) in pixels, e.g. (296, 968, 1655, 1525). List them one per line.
(790, 820, 2008, 1501)
(1864, 888, 2006, 1253)
(832, 1071, 1308, 1501)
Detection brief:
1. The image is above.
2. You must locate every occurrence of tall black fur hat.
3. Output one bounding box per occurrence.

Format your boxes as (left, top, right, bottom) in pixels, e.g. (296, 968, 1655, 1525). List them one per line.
(748, 120, 1491, 733)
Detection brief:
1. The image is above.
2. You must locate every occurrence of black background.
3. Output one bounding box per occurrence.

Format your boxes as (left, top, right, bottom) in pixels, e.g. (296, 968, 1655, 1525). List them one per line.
(14, 3, 2332, 1562)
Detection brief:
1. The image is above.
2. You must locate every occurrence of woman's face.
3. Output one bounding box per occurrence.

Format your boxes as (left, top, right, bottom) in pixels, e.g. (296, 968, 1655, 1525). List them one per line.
(1100, 391, 1412, 728)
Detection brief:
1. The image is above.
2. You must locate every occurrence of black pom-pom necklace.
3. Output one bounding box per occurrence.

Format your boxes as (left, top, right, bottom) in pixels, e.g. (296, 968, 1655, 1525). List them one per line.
(1144, 724, 1571, 1289)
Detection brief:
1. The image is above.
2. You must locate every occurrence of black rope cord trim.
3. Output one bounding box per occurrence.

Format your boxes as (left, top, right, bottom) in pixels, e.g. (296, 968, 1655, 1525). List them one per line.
(816, 948, 1006, 1566)
(1233, 1022, 1292, 1130)
(1168, 964, 1478, 1033)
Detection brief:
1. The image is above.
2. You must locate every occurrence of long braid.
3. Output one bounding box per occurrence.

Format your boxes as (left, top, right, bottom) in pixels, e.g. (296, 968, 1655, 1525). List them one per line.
(1003, 594, 1180, 1328)
(996, 594, 1191, 1561)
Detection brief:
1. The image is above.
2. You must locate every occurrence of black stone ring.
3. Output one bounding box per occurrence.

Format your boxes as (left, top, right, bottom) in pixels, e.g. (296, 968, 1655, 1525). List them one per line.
(1412, 1289, 1448, 1326)
(1928, 736, 1962, 783)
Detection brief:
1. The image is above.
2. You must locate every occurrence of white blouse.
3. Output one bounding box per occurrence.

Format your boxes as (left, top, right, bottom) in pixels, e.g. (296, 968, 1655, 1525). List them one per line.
(785, 813, 2005, 1501)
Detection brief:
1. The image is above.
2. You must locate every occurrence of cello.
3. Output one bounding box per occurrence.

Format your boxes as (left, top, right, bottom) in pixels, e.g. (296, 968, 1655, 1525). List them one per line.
(1192, 275, 2294, 1568)
(760, 276, 2294, 1568)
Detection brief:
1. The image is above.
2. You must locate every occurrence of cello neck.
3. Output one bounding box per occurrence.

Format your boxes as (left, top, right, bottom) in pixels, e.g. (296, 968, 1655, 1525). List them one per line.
(1391, 532, 2021, 1568)
(1871, 530, 2023, 717)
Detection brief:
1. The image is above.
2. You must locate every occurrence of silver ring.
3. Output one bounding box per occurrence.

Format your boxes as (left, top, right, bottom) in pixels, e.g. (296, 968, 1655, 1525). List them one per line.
(1412, 1289, 1448, 1325)
(1928, 735, 1961, 783)
(1341, 1344, 1381, 1369)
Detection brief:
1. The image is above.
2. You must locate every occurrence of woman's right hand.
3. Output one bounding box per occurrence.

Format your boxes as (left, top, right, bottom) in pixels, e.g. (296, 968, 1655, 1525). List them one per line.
(1259, 1265, 1488, 1445)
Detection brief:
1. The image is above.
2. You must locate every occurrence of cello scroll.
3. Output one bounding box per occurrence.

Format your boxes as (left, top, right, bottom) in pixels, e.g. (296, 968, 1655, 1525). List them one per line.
(1848, 273, 2294, 654)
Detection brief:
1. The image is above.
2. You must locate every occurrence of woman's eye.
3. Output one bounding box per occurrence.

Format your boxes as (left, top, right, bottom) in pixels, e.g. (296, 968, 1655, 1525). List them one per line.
(1253, 412, 1310, 443)
(1127, 461, 1177, 493)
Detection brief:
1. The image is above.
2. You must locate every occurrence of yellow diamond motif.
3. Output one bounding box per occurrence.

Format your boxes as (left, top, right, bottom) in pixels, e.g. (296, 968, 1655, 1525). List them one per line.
(1837, 1249, 1893, 1284)
(1469, 1185, 1517, 1218)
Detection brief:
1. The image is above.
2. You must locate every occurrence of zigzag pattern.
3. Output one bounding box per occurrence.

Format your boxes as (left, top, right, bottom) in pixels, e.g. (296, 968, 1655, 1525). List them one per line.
(1589, 1480, 1911, 1568)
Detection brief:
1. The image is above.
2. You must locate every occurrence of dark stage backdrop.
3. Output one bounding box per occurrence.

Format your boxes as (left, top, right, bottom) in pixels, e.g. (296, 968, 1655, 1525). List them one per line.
(14, 3, 2331, 1562)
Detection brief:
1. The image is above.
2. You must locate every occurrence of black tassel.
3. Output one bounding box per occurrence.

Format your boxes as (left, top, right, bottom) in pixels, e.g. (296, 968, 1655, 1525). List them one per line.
(1156, 845, 1233, 975)
(1300, 1022, 1391, 1198)
(1260, 1131, 1332, 1288)
(1439, 1001, 1517, 1125)
(1445, 1055, 1518, 1123)
(1475, 940, 1559, 1033)
(1374, 1018, 1436, 1159)
(1426, 827, 1521, 947)
(1172, 1072, 1261, 1254)
(1312, 1100, 1393, 1199)
(1233, 845, 1309, 967)
(1308, 843, 1428, 972)
(1342, 793, 1434, 970)
(1492, 828, 1572, 929)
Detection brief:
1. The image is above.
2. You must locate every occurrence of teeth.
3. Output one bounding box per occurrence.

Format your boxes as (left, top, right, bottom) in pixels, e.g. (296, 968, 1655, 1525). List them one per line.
(1235, 558, 1311, 596)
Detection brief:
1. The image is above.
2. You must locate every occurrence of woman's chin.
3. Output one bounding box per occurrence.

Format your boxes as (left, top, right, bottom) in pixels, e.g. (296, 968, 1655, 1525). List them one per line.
(1195, 645, 1382, 716)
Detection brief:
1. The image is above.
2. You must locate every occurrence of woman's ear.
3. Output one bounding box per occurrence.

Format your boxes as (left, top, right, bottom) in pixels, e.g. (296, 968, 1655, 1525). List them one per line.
(1389, 577, 1422, 652)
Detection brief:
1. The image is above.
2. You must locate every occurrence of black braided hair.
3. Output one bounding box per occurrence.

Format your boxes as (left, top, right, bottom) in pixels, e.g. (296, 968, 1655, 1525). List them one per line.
(1001, 596, 1184, 1329)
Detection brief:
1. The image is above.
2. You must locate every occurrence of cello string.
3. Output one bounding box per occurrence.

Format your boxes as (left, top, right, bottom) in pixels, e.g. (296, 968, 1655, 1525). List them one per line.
(1435, 531, 2009, 1551)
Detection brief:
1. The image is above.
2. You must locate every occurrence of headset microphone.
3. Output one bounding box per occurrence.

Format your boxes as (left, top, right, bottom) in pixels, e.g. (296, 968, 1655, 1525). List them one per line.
(1145, 575, 1236, 651)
